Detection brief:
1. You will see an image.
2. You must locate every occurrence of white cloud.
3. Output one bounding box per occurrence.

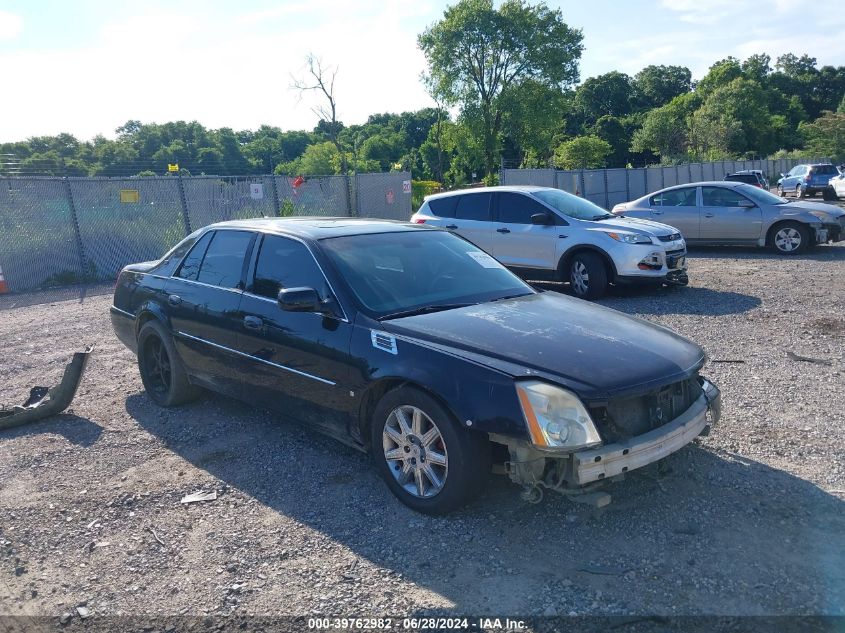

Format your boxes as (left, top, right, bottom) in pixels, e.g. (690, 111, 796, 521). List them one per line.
(0, 10, 23, 40)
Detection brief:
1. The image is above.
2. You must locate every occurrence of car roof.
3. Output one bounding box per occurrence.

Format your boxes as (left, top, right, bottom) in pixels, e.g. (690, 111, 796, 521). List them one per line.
(731, 170, 763, 175)
(206, 217, 424, 240)
(424, 185, 551, 201)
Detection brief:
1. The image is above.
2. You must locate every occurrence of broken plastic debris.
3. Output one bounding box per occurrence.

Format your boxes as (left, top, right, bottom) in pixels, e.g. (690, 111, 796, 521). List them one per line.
(180, 491, 217, 504)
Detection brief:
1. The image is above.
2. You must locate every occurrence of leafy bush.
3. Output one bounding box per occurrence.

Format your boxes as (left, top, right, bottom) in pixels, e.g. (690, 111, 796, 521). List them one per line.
(411, 180, 441, 209)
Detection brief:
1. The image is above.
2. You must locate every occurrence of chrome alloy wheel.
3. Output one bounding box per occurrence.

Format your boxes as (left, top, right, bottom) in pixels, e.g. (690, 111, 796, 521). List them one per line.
(382, 405, 448, 498)
(774, 226, 802, 252)
(570, 260, 589, 296)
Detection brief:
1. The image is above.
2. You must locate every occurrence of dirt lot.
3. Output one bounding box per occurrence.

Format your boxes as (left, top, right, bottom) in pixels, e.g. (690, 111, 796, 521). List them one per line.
(1, 240, 844, 623)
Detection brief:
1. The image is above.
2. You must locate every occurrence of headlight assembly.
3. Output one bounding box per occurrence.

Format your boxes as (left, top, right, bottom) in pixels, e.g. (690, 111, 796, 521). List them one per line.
(515, 381, 602, 451)
(605, 232, 653, 244)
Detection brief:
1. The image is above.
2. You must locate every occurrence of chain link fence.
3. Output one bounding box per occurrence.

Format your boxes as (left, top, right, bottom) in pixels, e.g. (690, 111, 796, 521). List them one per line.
(0, 172, 412, 294)
(502, 157, 830, 209)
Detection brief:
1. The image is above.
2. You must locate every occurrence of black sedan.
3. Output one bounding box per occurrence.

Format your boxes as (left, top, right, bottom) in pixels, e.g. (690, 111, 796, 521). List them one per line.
(111, 218, 721, 514)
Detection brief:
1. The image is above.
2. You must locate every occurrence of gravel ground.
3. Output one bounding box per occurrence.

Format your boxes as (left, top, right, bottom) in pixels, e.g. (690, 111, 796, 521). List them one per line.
(0, 239, 843, 623)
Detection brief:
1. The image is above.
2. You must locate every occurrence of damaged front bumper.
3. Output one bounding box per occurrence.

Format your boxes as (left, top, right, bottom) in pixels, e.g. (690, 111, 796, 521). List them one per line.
(496, 379, 720, 504)
(0, 346, 93, 431)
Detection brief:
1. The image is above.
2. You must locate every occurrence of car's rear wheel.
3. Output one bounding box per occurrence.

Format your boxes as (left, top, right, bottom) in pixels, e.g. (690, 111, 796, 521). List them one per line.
(769, 221, 810, 255)
(566, 251, 608, 300)
(795, 184, 804, 199)
(137, 320, 201, 407)
(823, 187, 837, 201)
(370, 386, 489, 515)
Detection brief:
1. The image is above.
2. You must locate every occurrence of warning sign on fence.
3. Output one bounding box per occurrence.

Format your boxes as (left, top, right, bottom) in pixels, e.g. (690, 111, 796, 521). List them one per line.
(385, 189, 395, 205)
(402, 180, 411, 194)
(167, 164, 179, 172)
(250, 183, 264, 200)
(119, 189, 140, 203)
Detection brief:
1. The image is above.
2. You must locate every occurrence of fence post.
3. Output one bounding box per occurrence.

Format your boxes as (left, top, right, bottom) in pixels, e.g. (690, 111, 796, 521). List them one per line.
(176, 173, 192, 235)
(661, 166, 665, 189)
(270, 176, 282, 217)
(578, 170, 586, 197)
(602, 169, 609, 209)
(62, 178, 89, 280)
(625, 168, 630, 201)
(687, 163, 692, 184)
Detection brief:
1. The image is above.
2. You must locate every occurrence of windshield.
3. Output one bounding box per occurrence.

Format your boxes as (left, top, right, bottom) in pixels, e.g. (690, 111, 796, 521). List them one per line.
(736, 183, 788, 205)
(812, 165, 838, 175)
(532, 189, 611, 221)
(320, 230, 533, 319)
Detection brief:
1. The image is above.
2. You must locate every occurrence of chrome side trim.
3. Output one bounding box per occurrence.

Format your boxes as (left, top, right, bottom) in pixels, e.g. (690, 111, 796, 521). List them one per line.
(175, 331, 336, 386)
(110, 306, 135, 319)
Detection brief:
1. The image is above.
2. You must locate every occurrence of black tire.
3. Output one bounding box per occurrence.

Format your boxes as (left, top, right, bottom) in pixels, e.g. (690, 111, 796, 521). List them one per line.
(776, 185, 784, 197)
(795, 184, 804, 199)
(565, 251, 608, 300)
(370, 386, 490, 515)
(137, 320, 201, 407)
(768, 221, 810, 255)
(823, 187, 837, 201)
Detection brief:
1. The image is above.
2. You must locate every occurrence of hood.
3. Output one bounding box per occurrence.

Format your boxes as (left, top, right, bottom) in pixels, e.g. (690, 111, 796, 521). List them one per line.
(383, 292, 705, 401)
(586, 215, 678, 237)
(782, 200, 845, 220)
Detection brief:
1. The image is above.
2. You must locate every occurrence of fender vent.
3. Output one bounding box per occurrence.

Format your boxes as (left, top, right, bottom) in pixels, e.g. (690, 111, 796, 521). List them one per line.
(371, 330, 398, 355)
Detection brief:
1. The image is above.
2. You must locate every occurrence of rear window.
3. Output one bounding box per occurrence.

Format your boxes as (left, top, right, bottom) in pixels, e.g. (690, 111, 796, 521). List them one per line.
(725, 174, 757, 184)
(195, 230, 254, 289)
(427, 196, 458, 218)
(454, 193, 492, 222)
(811, 165, 838, 175)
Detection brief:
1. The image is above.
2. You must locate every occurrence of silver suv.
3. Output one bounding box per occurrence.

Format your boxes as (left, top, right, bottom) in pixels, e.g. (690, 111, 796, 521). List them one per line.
(411, 186, 688, 299)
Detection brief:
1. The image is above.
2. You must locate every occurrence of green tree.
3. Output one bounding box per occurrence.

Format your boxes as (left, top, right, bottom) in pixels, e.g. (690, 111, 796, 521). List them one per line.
(634, 65, 691, 110)
(741, 53, 771, 83)
(419, 0, 583, 177)
(630, 93, 696, 160)
(279, 141, 338, 175)
(800, 111, 845, 161)
(553, 135, 611, 169)
(695, 57, 742, 97)
(574, 71, 635, 125)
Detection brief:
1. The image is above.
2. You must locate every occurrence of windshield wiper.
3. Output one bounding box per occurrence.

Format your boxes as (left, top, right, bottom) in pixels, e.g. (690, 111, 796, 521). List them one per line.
(592, 214, 616, 220)
(378, 303, 476, 321)
(490, 292, 532, 302)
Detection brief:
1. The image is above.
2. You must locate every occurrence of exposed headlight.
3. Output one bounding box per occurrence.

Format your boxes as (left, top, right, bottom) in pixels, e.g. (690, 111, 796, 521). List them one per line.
(515, 381, 602, 451)
(606, 232, 653, 244)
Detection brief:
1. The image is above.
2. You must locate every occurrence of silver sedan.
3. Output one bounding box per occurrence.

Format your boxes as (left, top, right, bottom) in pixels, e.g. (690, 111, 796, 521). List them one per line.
(612, 181, 845, 255)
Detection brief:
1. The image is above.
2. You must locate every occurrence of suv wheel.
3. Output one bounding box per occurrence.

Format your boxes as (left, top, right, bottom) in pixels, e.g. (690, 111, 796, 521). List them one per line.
(566, 252, 608, 300)
(371, 386, 489, 515)
(823, 187, 837, 201)
(769, 221, 810, 255)
(137, 321, 201, 407)
(795, 184, 805, 199)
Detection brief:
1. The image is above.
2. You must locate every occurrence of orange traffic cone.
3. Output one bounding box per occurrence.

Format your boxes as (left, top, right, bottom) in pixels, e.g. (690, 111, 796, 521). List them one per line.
(0, 265, 8, 294)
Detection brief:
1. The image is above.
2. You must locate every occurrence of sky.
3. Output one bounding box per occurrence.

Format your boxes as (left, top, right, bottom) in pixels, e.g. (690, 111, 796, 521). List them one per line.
(0, 0, 840, 142)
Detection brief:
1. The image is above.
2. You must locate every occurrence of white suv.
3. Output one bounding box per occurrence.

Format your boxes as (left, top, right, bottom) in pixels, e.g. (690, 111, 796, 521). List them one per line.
(411, 186, 688, 299)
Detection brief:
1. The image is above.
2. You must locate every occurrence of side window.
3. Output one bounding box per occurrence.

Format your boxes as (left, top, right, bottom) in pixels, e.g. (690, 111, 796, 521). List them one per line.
(427, 197, 458, 218)
(195, 230, 254, 289)
(651, 188, 697, 207)
(701, 187, 749, 207)
(251, 235, 329, 300)
(497, 192, 554, 224)
(454, 193, 492, 222)
(175, 231, 214, 281)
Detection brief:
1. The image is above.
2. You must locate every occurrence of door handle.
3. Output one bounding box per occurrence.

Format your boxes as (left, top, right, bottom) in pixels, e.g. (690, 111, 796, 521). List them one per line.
(168, 294, 182, 306)
(445, 224, 458, 230)
(652, 210, 663, 215)
(496, 227, 510, 234)
(243, 315, 263, 331)
(704, 213, 714, 218)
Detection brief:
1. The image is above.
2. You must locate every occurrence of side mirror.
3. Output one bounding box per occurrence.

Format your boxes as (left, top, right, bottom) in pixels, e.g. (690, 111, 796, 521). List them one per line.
(530, 212, 553, 225)
(780, 173, 786, 178)
(278, 287, 321, 312)
(738, 200, 756, 209)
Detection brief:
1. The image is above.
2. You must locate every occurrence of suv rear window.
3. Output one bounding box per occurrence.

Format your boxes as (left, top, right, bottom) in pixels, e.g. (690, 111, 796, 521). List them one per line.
(427, 196, 458, 218)
(811, 165, 838, 175)
(454, 192, 492, 222)
(725, 174, 758, 184)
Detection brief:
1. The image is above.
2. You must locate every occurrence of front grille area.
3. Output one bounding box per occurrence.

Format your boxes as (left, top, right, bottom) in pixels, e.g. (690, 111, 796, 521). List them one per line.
(666, 248, 686, 257)
(589, 377, 703, 443)
(657, 233, 682, 242)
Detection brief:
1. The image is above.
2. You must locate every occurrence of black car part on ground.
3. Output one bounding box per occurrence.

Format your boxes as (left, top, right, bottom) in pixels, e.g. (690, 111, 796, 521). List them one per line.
(0, 346, 93, 431)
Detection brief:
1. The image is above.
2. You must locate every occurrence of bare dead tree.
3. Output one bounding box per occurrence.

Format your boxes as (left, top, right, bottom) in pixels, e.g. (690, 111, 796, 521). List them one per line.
(291, 54, 347, 173)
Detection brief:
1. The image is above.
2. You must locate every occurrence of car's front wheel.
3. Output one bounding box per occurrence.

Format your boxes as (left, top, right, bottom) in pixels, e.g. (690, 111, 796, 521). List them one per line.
(795, 184, 805, 199)
(566, 251, 608, 300)
(776, 184, 784, 197)
(371, 386, 489, 515)
(137, 320, 201, 407)
(769, 221, 810, 255)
